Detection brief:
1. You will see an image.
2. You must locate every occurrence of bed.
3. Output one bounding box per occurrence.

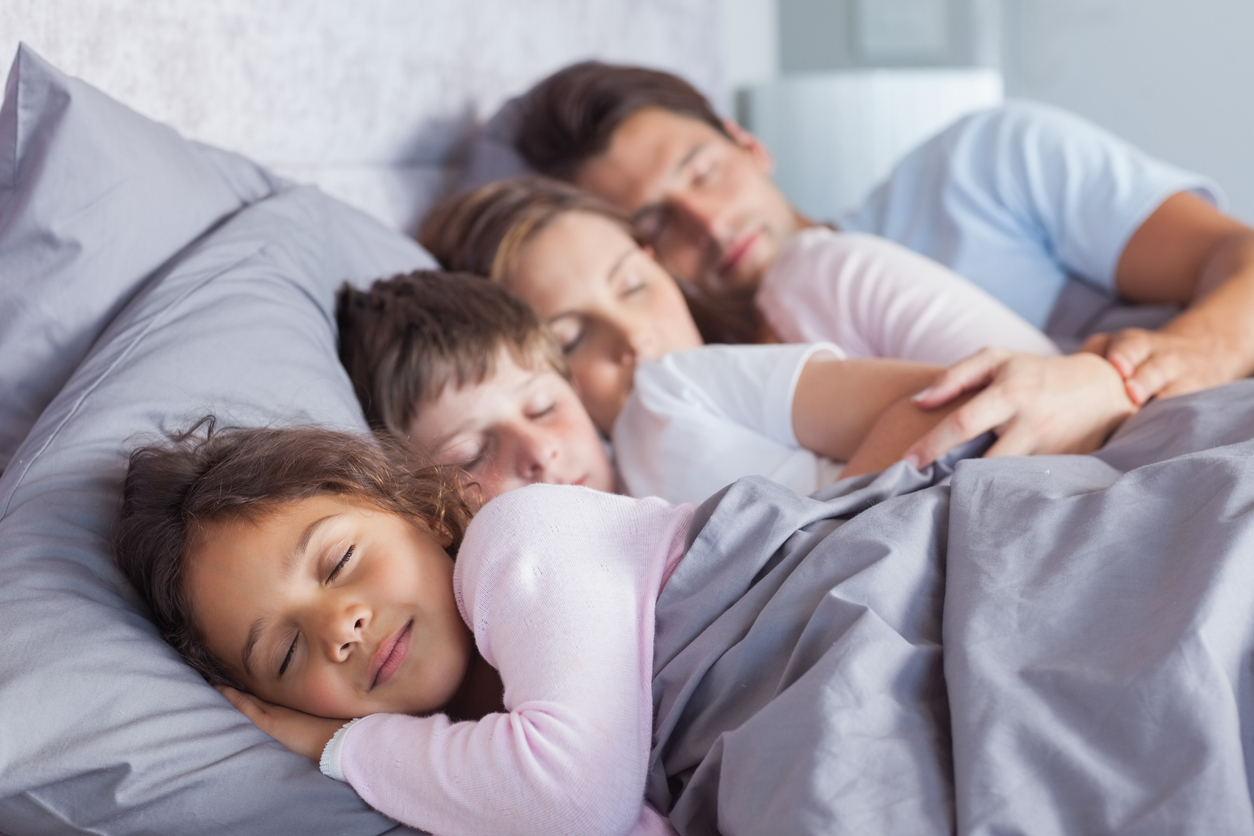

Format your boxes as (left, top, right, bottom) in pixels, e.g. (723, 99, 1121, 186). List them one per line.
(5, 5, 1254, 836)
(0, 4, 719, 833)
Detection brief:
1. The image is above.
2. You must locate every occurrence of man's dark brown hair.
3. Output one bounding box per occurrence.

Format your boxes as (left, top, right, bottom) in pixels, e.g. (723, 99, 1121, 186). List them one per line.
(513, 61, 729, 181)
(336, 270, 565, 438)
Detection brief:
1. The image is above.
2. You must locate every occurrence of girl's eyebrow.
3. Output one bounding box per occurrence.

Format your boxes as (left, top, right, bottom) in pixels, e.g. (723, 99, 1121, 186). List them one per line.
(241, 513, 340, 677)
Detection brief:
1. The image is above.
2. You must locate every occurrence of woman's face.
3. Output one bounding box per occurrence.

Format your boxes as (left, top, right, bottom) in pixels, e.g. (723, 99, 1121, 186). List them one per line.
(506, 210, 704, 434)
(186, 494, 471, 720)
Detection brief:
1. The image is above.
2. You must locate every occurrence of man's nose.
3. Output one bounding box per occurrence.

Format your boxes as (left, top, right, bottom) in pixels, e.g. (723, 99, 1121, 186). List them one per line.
(667, 187, 730, 241)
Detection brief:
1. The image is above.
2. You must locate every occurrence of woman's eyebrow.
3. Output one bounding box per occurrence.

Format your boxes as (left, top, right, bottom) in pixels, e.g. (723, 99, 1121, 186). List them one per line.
(605, 246, 636, 285)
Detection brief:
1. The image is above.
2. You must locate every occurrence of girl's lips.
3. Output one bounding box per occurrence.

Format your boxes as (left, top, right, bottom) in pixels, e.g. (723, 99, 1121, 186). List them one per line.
(369, 620, 413, 690)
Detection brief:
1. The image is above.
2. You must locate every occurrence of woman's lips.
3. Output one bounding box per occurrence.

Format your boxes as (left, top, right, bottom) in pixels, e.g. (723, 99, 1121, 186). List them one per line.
(369, 620, 413, 690)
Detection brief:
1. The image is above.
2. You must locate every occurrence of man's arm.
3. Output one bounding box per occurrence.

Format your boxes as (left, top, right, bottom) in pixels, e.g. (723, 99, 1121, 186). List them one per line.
(900, 349, 1137, 469)
(1093, 191, 1254, 403)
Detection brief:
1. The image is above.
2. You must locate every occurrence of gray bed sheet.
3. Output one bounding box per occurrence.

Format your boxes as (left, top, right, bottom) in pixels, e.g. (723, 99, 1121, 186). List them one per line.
(650, 380, 1254, 835)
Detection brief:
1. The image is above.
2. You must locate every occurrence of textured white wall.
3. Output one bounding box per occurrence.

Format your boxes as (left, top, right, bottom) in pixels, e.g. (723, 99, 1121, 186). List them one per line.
(1004, 0, 1254, 222)
(1, 0, 721, 230)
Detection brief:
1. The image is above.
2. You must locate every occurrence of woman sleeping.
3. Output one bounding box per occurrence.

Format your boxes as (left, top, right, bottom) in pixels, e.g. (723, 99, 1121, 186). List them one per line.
(335, 177, 1128, 504)
(112, 376, 1254, 835)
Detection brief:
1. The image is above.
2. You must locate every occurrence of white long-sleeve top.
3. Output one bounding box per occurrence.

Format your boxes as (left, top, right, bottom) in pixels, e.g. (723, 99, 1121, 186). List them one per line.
(613, 343, 847, 504)
(321, 485, 694, 836)
(757, 227, 1060, 365)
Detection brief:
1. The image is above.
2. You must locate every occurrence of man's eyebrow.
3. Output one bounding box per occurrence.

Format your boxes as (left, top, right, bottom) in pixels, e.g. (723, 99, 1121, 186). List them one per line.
(240, 513, 337, 679)
(631, 141, 709, 226)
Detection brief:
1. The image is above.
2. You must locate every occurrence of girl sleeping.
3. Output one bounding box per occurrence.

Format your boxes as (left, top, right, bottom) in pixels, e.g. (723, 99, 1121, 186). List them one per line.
(113, 418, 969, 835)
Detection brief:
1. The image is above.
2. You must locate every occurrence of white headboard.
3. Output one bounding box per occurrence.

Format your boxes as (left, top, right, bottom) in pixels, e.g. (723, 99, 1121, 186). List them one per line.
(1, 0, 722, 233)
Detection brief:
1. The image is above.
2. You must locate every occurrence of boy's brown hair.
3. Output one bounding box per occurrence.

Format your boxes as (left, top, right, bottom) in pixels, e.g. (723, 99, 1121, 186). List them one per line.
(113, 419, 473, 689)
(512, 61, 729, 181)
(336, 269, 565, 438)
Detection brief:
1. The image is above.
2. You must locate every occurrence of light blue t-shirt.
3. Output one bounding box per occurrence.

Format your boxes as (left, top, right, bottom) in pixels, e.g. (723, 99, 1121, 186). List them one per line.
(838, 101, 1222, 329)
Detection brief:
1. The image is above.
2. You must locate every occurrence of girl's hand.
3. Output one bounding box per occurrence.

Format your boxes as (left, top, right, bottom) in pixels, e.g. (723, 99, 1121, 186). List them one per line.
(216, 685, 346, 763)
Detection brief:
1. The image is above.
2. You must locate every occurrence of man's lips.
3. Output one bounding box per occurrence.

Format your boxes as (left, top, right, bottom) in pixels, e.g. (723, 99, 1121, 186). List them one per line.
(369, 620, 413, 690)
(715, 229, 761, 277)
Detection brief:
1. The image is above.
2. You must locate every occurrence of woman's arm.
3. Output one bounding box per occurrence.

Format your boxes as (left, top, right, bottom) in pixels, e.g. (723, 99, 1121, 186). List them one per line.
(791, 354, 944, 464)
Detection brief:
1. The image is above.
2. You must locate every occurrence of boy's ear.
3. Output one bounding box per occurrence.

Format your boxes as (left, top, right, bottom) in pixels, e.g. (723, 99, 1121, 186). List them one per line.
(721, 118, 775, 175)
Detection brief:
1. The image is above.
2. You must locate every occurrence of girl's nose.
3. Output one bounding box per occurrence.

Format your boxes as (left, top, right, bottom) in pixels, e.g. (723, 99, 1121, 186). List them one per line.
(320, 603, 369, 662)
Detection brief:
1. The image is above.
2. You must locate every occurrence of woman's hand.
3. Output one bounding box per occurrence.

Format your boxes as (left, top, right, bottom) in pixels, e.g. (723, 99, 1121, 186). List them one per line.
(216, 685, 346, 763)
(901, 348, 1137, 469)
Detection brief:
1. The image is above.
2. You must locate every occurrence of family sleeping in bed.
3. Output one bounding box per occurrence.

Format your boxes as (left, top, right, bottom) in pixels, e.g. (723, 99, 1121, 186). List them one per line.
(112, 61, 1254, 834)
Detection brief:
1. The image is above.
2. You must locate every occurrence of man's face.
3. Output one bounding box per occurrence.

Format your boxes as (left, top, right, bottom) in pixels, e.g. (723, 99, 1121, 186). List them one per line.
(575, 107, 808, 298)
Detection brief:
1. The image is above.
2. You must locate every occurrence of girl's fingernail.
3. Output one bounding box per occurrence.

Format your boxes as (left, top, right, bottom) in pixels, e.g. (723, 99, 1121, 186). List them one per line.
(912, 388, 933, 403)
(903, 454, 922, 470)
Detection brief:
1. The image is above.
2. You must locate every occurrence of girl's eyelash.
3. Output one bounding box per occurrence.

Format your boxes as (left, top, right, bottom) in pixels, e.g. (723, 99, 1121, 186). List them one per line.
(327, 544, 355, 583)
(278, 636, 297, 677)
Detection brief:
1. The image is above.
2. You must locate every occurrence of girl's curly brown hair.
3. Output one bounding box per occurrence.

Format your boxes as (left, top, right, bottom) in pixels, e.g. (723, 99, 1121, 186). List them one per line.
(112, 418, 475, 688)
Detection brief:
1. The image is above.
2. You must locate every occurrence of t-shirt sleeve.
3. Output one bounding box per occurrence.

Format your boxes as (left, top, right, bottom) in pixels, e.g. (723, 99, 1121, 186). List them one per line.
(334, 485, 692, 836)
(841, 102, 1222, 322)
(612, 343, 843, 504)
(758, 228, 1060, 366)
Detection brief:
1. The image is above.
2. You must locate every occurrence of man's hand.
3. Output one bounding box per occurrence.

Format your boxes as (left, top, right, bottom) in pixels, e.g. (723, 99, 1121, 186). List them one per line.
(216, 685, 346, 763)
(902, 349, 1137, 469)
(1085, 327, 1236, 406)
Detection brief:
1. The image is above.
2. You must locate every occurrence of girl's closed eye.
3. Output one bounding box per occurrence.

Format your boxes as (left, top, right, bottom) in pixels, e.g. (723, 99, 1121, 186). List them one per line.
(278, 634, 297, 677)
(327, 545, 355, 583)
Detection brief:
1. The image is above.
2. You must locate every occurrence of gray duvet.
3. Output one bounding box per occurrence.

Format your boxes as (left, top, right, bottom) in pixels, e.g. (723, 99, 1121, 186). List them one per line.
(650, 380, 1254, 835)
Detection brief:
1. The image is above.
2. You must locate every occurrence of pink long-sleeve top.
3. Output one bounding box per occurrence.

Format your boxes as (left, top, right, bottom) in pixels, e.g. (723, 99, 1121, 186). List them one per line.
(322, 484, 694, 836)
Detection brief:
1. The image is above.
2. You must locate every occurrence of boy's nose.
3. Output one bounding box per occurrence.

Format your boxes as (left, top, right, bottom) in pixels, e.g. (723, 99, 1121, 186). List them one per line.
(517, 427, 559, 483)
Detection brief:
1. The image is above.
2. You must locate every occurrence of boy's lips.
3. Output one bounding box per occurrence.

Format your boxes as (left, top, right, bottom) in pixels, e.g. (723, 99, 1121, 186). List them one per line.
(715, 229, 761, 278)
(369, 620, 413, 690)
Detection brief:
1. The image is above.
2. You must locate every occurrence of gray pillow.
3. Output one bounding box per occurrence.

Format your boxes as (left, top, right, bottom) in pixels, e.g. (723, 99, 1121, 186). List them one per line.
(0, 54, 438, 835)
(0, 44, 281, 475)
(455, 95, 535, 193)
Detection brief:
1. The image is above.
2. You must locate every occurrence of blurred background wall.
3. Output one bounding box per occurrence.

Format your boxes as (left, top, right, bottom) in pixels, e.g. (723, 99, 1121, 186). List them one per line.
(720, 0, 1254, 222)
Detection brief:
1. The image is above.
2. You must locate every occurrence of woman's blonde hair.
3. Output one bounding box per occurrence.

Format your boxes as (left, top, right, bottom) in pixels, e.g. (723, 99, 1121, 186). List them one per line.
(419, 175, 755, 344)
(419, 175, 636, 282)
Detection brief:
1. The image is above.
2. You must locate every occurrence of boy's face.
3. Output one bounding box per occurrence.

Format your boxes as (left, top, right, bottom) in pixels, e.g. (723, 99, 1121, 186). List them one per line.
(506, 210, 704, 434)
(574, 107, 808, 299)
(187, 494, 471, 720)
(408, 347, 615, 499)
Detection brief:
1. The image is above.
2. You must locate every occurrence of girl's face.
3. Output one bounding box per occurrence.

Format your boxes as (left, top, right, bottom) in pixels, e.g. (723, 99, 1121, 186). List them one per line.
(506, 210, 704, 434)
(186, 494, 471, 720)
(408, 346, 615, 500)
